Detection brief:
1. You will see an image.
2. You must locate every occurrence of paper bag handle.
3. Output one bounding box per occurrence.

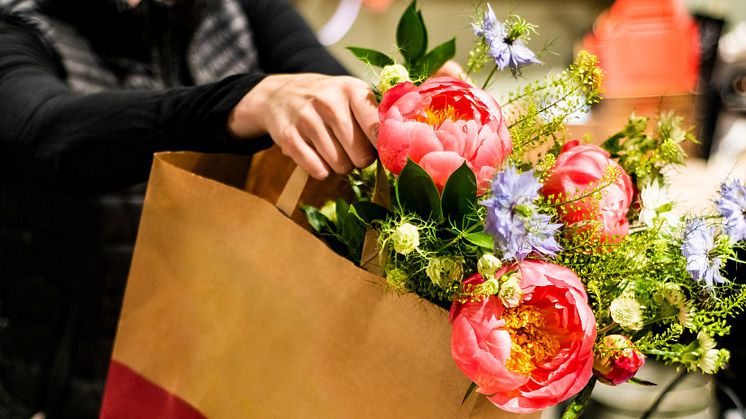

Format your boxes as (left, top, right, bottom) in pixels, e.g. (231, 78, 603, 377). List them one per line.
(272, 162, 386, 276)
(275, 165, 309, 217)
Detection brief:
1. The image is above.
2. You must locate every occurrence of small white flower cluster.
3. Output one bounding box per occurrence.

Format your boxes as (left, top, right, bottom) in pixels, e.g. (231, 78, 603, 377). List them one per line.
(638, 181, 678, 230)
(391, 222, 420, 255)
(477, 253, 522, 308)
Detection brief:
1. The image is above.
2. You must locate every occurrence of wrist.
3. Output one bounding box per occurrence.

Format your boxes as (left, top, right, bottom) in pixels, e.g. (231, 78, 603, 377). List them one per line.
(227, 75, 278, 139)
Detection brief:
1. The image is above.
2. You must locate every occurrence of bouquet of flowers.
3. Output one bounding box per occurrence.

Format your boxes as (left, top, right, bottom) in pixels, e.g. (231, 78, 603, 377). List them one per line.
(304, 2, 746, 416)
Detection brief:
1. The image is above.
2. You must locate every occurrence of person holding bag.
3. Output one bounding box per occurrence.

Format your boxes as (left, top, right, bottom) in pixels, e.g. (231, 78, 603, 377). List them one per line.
(0, 0, 382, 416)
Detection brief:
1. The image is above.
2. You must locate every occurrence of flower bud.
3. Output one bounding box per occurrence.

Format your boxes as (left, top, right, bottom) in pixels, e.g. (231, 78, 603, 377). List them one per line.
(377, 64, 411, 94)
(593, 335, 645, 385)
(477, 253, 503, 279)
(498, 272, 523, 308)
(391, 222, 419, 255)
(426, 256, 464, 288)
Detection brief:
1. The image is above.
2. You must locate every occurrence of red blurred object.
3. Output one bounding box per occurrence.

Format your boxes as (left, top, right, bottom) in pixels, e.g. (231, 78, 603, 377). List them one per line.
(583, 0, 700, 97)
(362, 0, 394, 14)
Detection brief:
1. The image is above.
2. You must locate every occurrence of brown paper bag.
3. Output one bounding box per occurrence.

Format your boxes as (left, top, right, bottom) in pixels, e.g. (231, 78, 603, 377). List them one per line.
(101, 151, 538, 419)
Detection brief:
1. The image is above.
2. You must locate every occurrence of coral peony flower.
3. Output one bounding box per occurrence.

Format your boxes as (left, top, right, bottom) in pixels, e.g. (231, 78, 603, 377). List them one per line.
(541, 140, 633, 243)
(377, 77, 512, 193)
(450, 260, 596, 413)
(593, 335, 644, 385)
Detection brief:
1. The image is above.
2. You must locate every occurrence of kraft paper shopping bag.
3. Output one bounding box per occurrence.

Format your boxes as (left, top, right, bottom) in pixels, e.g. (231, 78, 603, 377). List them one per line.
(101, 151, 538, 419)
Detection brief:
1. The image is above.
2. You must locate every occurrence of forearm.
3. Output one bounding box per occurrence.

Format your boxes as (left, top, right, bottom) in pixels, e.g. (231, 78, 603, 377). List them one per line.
(0, 15, 272, 193)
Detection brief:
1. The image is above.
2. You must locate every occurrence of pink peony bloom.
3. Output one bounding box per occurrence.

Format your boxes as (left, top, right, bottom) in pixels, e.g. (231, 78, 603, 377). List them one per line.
(593, 334, 645, 385)
(450, 260, 596, 413)
(377, 77, 512, 193)
(541, 140, 633, 243)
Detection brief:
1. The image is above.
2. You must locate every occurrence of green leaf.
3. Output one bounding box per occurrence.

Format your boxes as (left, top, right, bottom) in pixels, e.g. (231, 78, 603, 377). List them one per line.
(441, 162, 477, 228)
(464, 231, 493, 249)
(396, 1, 427, 66)
(350, 201, 390, 224)
(461, 382, 478, 404)
(346, 47, 395, 68)
(414, 38, 456, 80)
(601, 132, 624, 157)
(628, 377, 657, 386)
(335, 198, 366, 260)
(396, 159, 442, 220)
(301, 205, 331, 233)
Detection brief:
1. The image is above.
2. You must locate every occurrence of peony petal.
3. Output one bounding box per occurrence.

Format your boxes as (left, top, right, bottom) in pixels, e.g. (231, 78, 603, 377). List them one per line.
(378, 120, 438, 175)
(476, 260, 596, 414)
(419, 151, 466, 191)
(434, 119, 467, 154)
(378, 81, 417, 118)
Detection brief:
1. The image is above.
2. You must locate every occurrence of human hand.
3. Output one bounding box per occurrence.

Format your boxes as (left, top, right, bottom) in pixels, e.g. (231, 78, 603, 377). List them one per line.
(228, 74, 378, 179)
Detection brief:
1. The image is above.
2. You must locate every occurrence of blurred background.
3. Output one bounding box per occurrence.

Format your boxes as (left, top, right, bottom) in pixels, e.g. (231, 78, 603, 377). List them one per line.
(293, 0, 746, 161)
(293, 1, 746, 418)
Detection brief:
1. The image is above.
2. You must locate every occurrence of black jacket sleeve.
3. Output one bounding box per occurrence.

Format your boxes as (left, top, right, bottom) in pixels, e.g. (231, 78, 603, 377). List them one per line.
(0, 1, 347, 194)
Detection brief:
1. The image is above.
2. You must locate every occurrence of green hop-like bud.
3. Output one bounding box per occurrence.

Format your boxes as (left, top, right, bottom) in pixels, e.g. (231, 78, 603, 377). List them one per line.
(385, 268, 409, 292)
(390, 222, 420, 255)
(377, 64, 411, 94)
(477, 253, 503, 279)
(426, 256, 464, 288)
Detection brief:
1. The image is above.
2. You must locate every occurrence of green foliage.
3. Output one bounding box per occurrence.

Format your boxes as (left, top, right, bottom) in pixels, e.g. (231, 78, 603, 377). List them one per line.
(396, 159, 442, 221)
(302, 7, 746, 415)
(602, 112, 693, 188)
(441, 163, 478, 229)
(346, 0, 456, 84)
(397, 1, 428, 66)
(346, 47, 395, 68)
(560, 378, 596, 419)
(301, 198, 366, 262)
(506, 51, 604, 163)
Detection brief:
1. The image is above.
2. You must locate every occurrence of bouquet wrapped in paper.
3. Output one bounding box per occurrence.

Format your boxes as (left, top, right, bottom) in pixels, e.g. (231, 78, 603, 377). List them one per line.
(304, 2, 746, 416)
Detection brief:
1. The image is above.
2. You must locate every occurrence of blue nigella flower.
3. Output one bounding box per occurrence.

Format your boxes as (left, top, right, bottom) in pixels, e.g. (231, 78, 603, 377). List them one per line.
(715, 179, 746, 242)
(682, 218, 726, 289)
(472, 5, 542, 76)
(481, 166, 562, 260)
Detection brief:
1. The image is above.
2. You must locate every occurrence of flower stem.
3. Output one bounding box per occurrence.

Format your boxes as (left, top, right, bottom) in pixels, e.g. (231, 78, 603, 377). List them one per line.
(597, 322, 619, 335)
(560, 378, 596, 419)
(482, 65, 499, 90)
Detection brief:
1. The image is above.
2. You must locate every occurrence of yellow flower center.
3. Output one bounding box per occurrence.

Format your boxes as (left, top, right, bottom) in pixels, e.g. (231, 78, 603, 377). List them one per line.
(417, 105, 459, 127)
(502, 304, 560, 375)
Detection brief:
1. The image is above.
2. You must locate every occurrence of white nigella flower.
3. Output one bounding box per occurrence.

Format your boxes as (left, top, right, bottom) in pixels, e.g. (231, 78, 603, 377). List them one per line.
(498, 272, 523, 308)
(699, 349, 720, 374)
(391, 223, 420, 255)
(639, 181, 677, 228)
(678, 304, 695, 329)
(661, 283, 686, 306)
(659, 283, 695, 328)
(610, 296, 645, 330)
(477, 253, 503, 279)
(696, 332, 719, 373)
